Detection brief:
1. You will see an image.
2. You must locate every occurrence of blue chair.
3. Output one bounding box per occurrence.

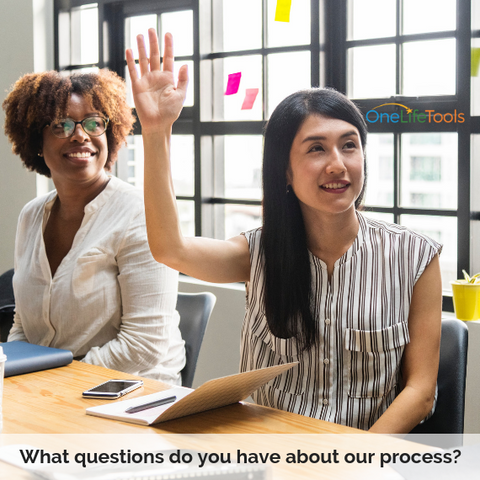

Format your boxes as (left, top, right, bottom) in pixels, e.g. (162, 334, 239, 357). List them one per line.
(410, 318, 468, 436)
(176, 292, 216, 388)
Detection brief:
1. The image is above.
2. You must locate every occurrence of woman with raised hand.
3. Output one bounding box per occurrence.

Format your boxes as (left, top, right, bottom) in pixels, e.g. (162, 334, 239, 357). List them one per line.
(127, 29, 442, 432)
(3, 69, 185, 384)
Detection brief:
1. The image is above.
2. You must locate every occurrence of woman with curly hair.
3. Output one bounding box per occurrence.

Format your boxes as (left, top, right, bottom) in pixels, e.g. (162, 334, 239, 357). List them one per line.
(2, 69, 185, 384)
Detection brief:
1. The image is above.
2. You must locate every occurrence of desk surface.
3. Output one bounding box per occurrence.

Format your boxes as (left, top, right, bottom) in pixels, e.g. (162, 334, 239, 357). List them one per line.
(1, 361, 429, 479)
(3, 361, 361, 435)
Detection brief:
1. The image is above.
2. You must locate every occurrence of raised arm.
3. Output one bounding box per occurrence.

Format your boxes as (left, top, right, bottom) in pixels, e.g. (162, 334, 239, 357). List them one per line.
(126, 29, 250, 283)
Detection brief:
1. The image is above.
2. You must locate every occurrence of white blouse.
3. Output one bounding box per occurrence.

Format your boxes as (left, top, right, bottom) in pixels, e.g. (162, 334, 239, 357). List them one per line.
(8, 176, 185, 384)
(241, 213, 441, 430)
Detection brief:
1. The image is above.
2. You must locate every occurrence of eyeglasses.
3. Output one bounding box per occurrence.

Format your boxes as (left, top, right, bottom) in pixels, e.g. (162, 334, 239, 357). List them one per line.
(48, 116, 109, 138)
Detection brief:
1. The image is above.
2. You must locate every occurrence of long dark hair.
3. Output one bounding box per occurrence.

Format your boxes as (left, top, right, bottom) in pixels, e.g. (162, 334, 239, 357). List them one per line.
(262, 88, 367, 351)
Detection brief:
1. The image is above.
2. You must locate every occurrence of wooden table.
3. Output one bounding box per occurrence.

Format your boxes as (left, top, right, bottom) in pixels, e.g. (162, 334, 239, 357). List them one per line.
(0, 361, 431, 479)
(2, 361, 362, 435)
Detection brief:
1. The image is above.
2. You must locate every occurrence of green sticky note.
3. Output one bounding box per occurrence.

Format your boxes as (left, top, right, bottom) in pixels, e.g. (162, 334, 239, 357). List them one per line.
(472, 48, 480, 77)
(275, 0, 292, 23)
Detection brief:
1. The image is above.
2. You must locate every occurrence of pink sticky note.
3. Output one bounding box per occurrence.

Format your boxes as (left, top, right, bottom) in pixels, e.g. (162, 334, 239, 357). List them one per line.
(241, 88, 259, 110)
(225, 72, 242, 95)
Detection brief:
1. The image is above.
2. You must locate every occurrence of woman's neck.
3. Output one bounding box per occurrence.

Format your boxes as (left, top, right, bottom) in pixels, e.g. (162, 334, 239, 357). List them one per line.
(302, 207, 360, 276)
(52, 172, 110, 218)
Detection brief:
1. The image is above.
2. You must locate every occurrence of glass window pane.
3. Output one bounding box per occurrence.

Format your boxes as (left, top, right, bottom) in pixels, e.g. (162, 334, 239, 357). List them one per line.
(348, 0, 396, 40)
(267, 0, 310, 48)
(213, 0, 262, 52)
(161, 11, 193, 57)
(58, 12, 71, 68)
(171, 135, 194, 197)
(71, 4, 98, 65)
(472, 39, 480, 116)
(402, 39, 456, 96)
(214, 55, 263, 121)
(472, 136, 480, 276)
(471, 221, 480, 279)
(364, 133, 394, 207)
(75, 67, 99, 74)
(471, 135, 480, 298)
(361, 211, 395, 223)
(125, 15, 157, 60)
(402, 0, 456, 35)
(474, 0, 480, 30)
(177, 200, 195, 237)
(348, 44, 396, 98)
(224, 204, 262, 240)
(267, 51, 311, 117)
(117, 135, 194, 195)
(400, 215, 457, 292)
(223, 136, 263, 200)
(472, 135, 480, 212)
(121, 135, 143, 188)
(400, 133, 457, 209)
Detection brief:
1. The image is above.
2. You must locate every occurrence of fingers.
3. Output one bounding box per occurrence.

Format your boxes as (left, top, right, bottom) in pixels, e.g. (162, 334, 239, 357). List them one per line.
(125, 48, 138, 82)
(134, 30, 167, 76)
(137, 34, 150, 76)
(148, 28, 161, 71)
(177, 64, 189, 99)
(162, 32, 174, 74)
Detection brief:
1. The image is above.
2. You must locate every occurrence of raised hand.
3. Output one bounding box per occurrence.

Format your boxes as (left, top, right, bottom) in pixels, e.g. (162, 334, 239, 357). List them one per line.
(126, 29, 188, 134)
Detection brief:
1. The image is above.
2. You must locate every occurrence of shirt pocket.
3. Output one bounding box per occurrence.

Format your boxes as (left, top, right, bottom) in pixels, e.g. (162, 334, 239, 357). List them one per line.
(72, 249, 108, 297)
(344, 322, 410, 399)
(254, 329, 306, 396)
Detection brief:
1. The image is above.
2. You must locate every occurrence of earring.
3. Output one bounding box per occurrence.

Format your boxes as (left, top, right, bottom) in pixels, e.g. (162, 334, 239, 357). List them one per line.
(286, 184, 292, 194)
(38, 152, 43, 157)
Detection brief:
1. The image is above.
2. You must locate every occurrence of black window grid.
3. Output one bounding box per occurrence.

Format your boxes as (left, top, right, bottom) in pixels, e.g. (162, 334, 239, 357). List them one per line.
(53, 0, 479, 308)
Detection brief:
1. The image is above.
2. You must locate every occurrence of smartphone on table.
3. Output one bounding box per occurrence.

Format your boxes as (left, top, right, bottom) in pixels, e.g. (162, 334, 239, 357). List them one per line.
(82, 379, 143, 399)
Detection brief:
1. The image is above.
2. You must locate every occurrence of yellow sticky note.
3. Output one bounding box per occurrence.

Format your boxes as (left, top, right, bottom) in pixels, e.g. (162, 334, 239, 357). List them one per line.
(275, 0, 292, 23)
(472, 48, 480, 77)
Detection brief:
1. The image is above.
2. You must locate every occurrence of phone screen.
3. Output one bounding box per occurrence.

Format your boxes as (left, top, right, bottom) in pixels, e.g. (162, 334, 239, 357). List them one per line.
(88, 381, 139, 394)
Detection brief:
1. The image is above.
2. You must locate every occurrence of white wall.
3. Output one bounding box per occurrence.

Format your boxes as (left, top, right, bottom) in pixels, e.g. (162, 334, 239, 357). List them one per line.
(0, 0, 54, 273)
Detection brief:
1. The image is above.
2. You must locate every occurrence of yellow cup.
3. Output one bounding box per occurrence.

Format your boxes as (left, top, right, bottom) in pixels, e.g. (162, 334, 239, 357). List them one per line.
(451, 281, 480, 321)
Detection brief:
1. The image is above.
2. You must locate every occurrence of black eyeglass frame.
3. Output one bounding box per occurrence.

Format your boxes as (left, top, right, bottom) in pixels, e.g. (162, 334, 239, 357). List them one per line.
(47, 115, 110, 138)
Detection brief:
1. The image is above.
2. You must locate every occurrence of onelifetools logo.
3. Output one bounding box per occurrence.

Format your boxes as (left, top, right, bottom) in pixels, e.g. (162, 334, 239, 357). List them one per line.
(365, 103, 465, 124)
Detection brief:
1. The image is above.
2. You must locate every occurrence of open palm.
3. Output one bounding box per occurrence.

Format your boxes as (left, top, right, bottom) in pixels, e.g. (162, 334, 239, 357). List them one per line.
(126, 29, 188, 134)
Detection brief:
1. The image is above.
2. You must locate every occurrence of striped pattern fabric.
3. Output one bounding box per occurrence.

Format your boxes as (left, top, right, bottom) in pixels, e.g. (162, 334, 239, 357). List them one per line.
(240, 212, 441, 430)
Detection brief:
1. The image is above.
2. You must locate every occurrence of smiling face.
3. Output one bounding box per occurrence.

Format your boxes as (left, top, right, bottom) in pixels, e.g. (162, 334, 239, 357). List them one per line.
(41, 93, 109, 187)
(287, 114, 365, 220)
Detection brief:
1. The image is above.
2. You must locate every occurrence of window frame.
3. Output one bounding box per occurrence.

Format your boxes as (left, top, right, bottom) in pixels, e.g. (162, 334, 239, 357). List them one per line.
(53, 0, 480, 310)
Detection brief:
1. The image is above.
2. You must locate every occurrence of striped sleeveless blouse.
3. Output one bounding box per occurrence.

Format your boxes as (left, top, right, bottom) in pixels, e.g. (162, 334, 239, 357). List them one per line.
(240, 212, 441, 431)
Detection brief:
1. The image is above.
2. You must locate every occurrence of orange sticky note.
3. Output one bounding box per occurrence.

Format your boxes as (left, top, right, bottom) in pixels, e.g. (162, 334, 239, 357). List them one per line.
(275, 0, 292, 23)
(241, 88, 259, 110)
(472, 48, 480, 77)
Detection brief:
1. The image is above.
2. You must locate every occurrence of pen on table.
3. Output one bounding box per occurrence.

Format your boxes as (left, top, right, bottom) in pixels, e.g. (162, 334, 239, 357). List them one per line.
(125, 395, 177, 414)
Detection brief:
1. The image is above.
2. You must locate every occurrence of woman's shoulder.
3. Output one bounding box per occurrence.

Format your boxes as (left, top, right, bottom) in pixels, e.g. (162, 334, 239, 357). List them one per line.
(103, 176, 144, 210)
(18, 190, 56, 220)
(359, 212, 442, 252)
(109, 176, 142, 197)
(242, 226, 263, 243)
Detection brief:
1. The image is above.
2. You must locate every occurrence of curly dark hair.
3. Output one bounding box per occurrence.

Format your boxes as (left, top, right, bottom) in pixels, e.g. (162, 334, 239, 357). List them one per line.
(2, 69, 135, 177)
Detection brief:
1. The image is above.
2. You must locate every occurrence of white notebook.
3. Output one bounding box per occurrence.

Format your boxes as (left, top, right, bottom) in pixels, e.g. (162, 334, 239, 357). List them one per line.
(86, 363, 297, 426)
